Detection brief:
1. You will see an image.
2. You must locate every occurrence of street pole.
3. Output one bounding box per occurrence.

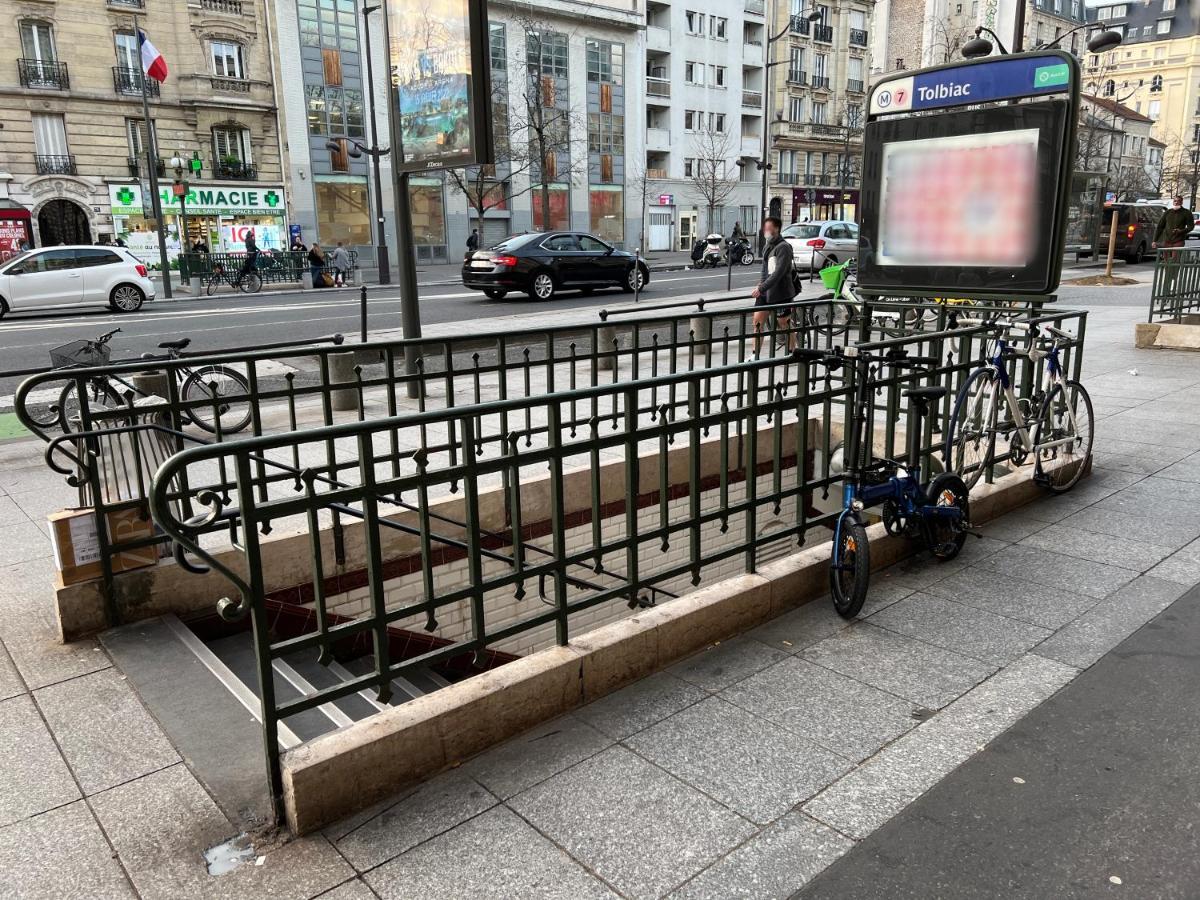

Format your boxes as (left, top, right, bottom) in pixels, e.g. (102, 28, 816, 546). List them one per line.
(1013, 0, 1026, 53)
(380, 2, 421, 398)
(133, 14, 171, 298)
(1191, 142, 1199, 211)
(759, 0, 776, 255)
(360, 3, 391, 285)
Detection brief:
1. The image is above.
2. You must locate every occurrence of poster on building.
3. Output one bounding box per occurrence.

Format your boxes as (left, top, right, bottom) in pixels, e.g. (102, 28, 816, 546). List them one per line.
(0, 220, 29, 262)
(387, 0, 493, 173)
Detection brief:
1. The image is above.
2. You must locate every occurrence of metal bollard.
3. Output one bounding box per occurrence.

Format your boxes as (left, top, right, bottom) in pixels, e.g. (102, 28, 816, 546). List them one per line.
(597, 324, 617, 372)
(329, 351, 359, 411)
(131, 370, 171, 401)
(689, 315, 712, 361)
(301, 271, 314, 290)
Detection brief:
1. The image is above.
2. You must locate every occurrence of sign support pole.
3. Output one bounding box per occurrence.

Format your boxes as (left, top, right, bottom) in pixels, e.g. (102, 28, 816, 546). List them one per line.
(133, 14, 171, 299)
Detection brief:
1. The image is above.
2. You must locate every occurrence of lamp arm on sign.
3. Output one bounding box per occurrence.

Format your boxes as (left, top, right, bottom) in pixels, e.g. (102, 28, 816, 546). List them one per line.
(964, 23, 1123, 59)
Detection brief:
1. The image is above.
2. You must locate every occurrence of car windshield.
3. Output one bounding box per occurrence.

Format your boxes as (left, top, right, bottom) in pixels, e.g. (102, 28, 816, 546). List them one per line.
(782, 224, 821, 240)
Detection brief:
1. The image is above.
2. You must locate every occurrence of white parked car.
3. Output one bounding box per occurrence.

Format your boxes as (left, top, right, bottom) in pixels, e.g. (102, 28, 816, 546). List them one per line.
(782, 220, 860, 271)
(0, 245, 155, 318)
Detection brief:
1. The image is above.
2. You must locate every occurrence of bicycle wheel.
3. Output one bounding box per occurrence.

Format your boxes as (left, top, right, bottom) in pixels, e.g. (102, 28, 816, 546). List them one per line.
(811, 302, 854, 337)
(924, 472, 969, 560)
(205, 275, 219, 296)
(945, 367, 998, 491)
(829, 518, 869, 619)
(239, 272, 263, 294)
(182, 365, 252, 434)
(56, 379, 126, 433)
(1032, 380, 1094, 493)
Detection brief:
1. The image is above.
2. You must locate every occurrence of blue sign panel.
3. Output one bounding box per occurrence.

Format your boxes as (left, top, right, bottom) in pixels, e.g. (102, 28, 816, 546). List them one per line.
(870, 53, 1075, 116)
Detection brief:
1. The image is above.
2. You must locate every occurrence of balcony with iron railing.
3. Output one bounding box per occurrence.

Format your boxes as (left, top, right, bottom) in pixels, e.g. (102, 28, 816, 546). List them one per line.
(35, 155, 77, 176)
(126, 157, 166, 179)
(19, 59, 69, 90)
(777, 172, 801, 185)
(113, 66, 159, 97)
(810, 74, 831, 90)
(787, 69, 807, 85)
(210, 75, 252, 93)
(813, 24, 834, 42)
(790, 14, 811, 35)
(847, 78, 865, 93)
(200, 0, 245, 13)
(849, 28, 868, 46)
(108, 0, 145, 7)
(742, 89, 763, 108)
(214, 159, 257, 180)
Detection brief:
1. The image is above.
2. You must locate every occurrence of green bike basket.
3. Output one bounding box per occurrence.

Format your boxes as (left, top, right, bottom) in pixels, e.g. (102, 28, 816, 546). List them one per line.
(818, 263, 846, 293)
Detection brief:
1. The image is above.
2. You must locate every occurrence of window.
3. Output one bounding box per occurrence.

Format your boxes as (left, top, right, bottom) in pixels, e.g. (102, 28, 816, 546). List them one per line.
(815, 4, 830, 24)
(32, 113, 68, 157)
(19, 21, 55, 61)
(526, 30, 568, 78)
(846, 103, 863, 127)
(812, 101, 827, 124)
(578, 235, 608, 252)
(490, 23, 506, 71)
(76, 249, 122, 268)
(713, 113, 726, 133)
(212, 126, 252, 168)
(587, 113, 624, 154)
(714, 66, 727, 87)
(22, 249, 77, 273)
(684, 157, 696, 177)
(588, 187, 623, 244)
(685, 62, 704, 84)
(125, 119, 157, 158)
(1156, 18, 1171, 34)
(849, 9, 866, 30)
(1103, 79, 1115, 97)
(848, 57, 863, 82)
(813, 53, 828, 79)
(684, 110, 698, 131)
(1151, 75, 1163, 92)
(895, 57, 904, 69)
(1149, 100, 1161, 119)
(972, 0, 979, 15)
(685, 10, 705, 34)
(1162, 0, 1175, 8)
(710, 16, 727, 39)
(210, 41, 244, 78)
(790, 47, 804, 72)
(315, 178, 371, 246)
(788, 96, 804, 121)
(543, 234, 579, 251)
(1071, 0, 1081, 15)
(586, 39, 623, 85)
(1097, 6, 1111, 17)
(114, 32, 138, 70)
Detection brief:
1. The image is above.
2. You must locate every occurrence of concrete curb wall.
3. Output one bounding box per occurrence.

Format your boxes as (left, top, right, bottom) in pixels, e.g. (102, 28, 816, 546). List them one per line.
(1135, 319, 1200, 351)
(279, 464, 1057, 834)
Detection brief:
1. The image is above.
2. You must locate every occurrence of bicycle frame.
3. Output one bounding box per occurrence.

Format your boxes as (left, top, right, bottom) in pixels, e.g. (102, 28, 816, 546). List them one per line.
(968, 333, 1072, 458)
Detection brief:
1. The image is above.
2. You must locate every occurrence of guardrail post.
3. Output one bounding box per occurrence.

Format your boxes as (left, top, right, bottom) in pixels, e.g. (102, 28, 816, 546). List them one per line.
(597, 324, 617, 372)
(689, 314, 712, 362)
(329, 351, 359, 411)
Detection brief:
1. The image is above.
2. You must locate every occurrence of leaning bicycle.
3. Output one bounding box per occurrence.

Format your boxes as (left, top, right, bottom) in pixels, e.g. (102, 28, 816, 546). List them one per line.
(205, 260, 263, 295)
(945, 319, 1094, 493)
(49, 329, 252, 435)
(795, 344, 972, 618)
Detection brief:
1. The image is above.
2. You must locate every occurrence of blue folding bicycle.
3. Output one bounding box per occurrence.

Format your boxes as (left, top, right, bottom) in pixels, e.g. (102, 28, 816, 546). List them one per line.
(795, 345, 972, 618)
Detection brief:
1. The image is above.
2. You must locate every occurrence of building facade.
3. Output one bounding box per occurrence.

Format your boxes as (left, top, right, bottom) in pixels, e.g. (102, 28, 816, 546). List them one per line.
(767, 0, 872, 224)
(1086, 1, 1200, 201)
(641, 0, 767, 250)
(0, 0, 287, 261)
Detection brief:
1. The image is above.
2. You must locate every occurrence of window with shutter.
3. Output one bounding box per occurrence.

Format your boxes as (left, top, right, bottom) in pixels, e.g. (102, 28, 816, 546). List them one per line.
(600, 154, 613, 182)
(322, 49, 342, 86)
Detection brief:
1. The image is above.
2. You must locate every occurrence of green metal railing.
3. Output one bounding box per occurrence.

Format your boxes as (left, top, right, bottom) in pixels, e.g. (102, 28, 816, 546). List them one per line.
(1148, 246, 1200, 322)
(138, 303, 1088, 824)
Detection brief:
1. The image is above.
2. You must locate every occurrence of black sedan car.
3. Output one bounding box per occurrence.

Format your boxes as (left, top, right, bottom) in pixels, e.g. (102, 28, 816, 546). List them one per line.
(462, 231, 650, 300)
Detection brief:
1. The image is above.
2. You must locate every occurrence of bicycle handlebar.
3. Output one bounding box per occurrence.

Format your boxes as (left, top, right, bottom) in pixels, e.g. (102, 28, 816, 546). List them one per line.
(97, 328, 122, 343)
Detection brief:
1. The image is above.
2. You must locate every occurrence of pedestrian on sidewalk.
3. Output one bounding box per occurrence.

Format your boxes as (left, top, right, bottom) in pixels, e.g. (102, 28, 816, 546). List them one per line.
(466, 228, 480, 258)
(308, 242, 327, 288)
(1154, 195, 1194, 252)
(290, 235, 307, 253)
(330, 241, 351, 287)
(238, 229, 259, 284)
(750, 216, 798, 357)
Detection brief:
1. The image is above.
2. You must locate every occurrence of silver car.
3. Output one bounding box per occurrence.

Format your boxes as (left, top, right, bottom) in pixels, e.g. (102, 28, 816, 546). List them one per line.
(782, 220, 859, 271)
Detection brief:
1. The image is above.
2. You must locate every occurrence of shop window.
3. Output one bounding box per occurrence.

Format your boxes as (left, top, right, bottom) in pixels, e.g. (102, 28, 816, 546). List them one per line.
(531, 186, 569, 231)
(409, 179, 446, 246)
(315, 177, 371, 246)
(589, 186, 623, 244)
(211, 41, 245, 79)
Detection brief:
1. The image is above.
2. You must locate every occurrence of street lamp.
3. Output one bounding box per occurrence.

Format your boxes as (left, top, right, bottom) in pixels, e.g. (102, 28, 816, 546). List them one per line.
(963, 23, 1122, 58)
(168, 153, 191, 274)
(758, 3, 822, 252)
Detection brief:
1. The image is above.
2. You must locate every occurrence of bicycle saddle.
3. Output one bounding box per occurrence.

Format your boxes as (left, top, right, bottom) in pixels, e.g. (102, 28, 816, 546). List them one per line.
(903, 386, 947, 402)
(158, 338, 191, 351)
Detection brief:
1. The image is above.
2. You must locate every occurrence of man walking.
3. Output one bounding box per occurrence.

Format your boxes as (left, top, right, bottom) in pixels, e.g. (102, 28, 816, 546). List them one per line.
(1154, 195, 1194, 251)
(750, 216, 798, 356)
(466, 228, 480, 258)
(330, 241, 351, 287)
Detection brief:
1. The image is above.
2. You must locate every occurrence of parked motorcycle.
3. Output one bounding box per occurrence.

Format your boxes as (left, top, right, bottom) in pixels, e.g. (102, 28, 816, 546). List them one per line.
(727, 235, 755, 266)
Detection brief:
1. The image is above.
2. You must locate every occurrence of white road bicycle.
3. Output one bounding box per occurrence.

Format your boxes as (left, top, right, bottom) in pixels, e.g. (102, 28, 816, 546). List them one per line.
(945, 319, 1094, 493)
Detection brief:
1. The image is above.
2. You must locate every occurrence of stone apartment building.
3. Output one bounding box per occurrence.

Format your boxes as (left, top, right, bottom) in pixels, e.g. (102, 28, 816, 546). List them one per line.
(0, 0, 287, 260)
(768, 0, 873, 224)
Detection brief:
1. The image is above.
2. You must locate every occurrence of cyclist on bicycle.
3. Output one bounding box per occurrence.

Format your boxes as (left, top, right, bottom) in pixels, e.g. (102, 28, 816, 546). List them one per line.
(237, 229, 259, 284)
(750, 216, 798, 357)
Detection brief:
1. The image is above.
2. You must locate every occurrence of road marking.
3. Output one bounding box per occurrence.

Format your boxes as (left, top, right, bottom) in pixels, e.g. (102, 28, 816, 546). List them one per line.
(0, 386, 64, 412)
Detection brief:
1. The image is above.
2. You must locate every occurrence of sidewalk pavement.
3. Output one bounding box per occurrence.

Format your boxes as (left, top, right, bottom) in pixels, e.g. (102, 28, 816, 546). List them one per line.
(1, 284, 1198, 898)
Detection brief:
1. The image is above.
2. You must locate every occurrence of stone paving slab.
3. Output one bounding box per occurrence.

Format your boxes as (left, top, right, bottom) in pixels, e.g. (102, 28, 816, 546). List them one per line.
(34, 668, 181, 796)
(313, 880, 379, 900)
(802, 654, 1078, 840)
(666, 634, 789, 692)
(625, 696, 851, 825)
(0, 642, 23, 703)
(973, 543, 1138, 599)
(721, 657, 918, 763)
(0, 801, 134, 899)
(800, 622, 998, 710)
(670, 812, 852, 900)
(920, 567, 1098, 630)
(0, 694, 80, 828)
(574, 670, 708, 741)
(464, 714, 613, 801)
(1149, 537, 1200, 586)
(90, 764, 353, 900)
(508, 746, 757, 899)
(365, 806, 614, 899)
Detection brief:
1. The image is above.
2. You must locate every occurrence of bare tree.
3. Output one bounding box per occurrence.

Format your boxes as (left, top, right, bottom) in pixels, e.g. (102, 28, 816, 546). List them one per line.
(1159, 130, 1200, 203)
(925, 13, 976, 65)
(688, 128, 740, 235)
(626, 160, 663, 253)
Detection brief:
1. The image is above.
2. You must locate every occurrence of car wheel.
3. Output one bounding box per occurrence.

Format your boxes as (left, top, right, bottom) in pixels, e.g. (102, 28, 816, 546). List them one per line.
(1130, 243, 1146, 264)
(110, 284, 145, 313)
(621, 265, 647, 293)
(529, 271, 556, 300)
(483, 288, 507, 299)
(0, 298, 7, 320)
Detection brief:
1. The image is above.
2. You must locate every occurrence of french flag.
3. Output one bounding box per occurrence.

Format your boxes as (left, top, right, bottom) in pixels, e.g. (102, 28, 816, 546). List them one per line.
(138, 29, 168, 83)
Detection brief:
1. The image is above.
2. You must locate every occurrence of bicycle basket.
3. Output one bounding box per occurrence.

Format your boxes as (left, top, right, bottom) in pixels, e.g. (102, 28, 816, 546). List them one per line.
(50, 340, 111, 369)
(819, 262, 847, 293)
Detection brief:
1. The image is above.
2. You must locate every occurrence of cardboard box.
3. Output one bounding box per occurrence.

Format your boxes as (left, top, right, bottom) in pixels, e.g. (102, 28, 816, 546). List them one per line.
(48, 504, 158, 587)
